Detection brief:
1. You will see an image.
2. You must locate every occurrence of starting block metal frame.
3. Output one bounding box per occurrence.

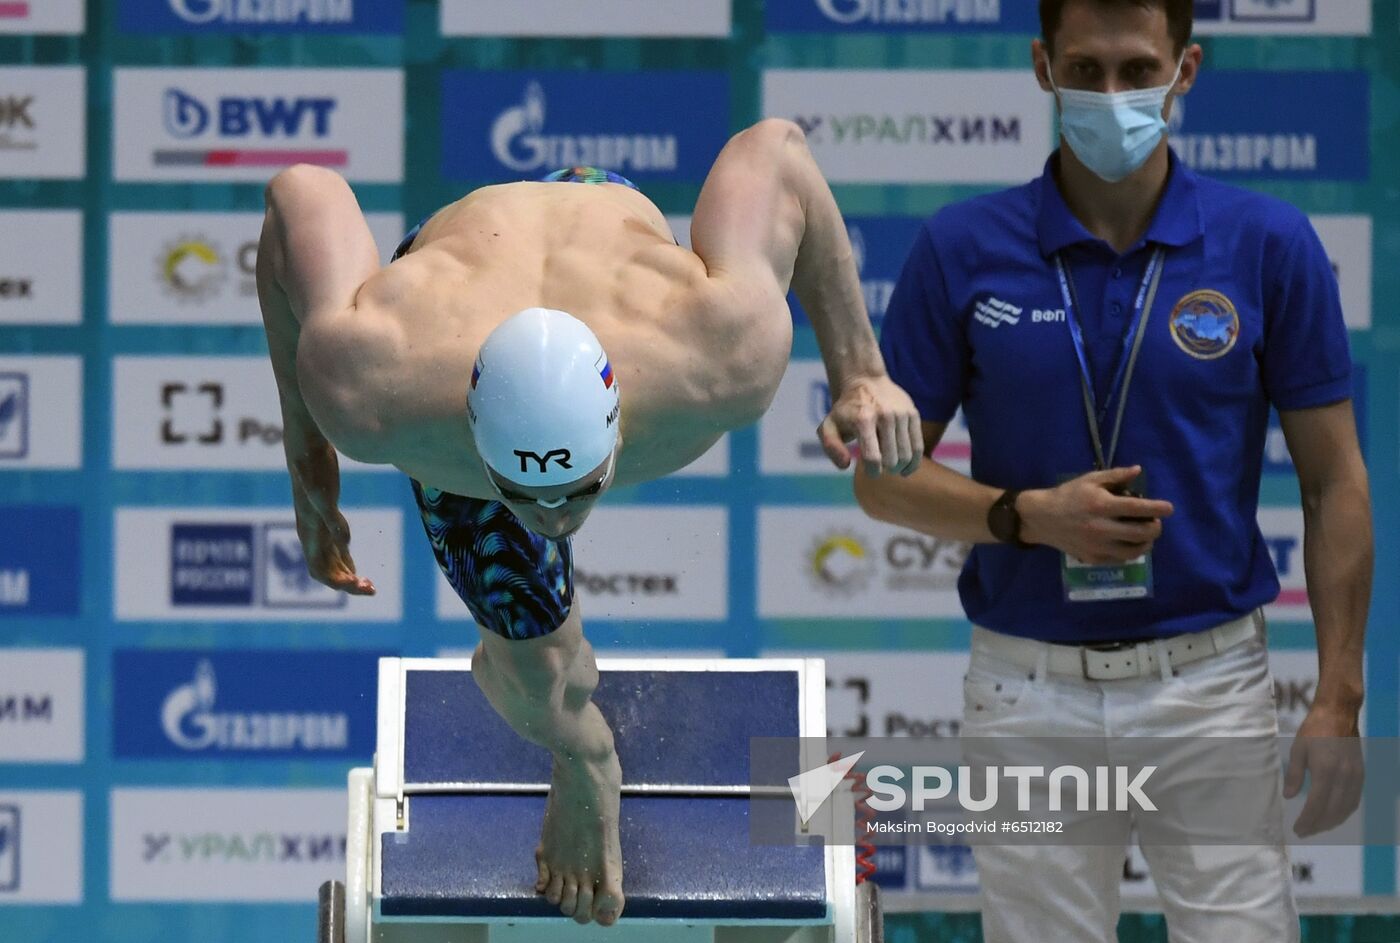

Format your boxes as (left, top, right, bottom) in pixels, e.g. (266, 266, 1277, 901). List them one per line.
(317, 657, 882, 942)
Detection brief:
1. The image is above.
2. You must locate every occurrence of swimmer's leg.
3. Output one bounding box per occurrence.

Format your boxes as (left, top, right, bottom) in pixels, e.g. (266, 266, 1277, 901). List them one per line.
(410, 481, 625, 926)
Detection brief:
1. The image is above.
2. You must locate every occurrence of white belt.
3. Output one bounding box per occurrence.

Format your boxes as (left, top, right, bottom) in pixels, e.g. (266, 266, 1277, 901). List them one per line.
(971, 610, 1263, 682)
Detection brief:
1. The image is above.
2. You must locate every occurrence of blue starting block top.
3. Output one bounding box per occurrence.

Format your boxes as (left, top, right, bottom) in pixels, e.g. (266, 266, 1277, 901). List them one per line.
(402, 668, 802, 789)
(380, 794, 828, 921)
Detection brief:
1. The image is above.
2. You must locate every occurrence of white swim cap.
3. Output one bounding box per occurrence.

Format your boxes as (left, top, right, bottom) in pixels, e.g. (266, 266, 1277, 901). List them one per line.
(468, 307, 621, 488)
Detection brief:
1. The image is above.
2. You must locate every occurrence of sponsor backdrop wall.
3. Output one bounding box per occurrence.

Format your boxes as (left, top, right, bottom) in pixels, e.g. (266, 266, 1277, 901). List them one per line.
(1, 1, 1398, 940)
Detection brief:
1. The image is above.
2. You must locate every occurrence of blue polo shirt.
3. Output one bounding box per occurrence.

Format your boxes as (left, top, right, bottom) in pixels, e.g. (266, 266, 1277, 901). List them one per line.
(879, 150, 1352, 642)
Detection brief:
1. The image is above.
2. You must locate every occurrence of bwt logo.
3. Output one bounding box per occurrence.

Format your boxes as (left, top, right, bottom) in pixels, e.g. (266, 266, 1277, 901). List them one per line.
(160, 658, 349, 752)
(163, 88, 337, 139)
(490, 81, 678, 174)
(168, 0, 355, 25)
(813, 0, 1002, 25)
(0, 373, 29, 460)
(0, 805, 18, 892)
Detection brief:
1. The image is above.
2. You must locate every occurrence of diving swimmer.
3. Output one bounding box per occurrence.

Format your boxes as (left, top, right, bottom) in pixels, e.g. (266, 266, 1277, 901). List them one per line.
(257, 119, 922, 927)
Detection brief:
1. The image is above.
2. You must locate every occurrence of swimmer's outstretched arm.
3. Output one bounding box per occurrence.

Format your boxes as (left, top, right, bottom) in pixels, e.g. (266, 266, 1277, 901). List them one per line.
(257, 164, 384, 596)
(690, 119, 922, 476)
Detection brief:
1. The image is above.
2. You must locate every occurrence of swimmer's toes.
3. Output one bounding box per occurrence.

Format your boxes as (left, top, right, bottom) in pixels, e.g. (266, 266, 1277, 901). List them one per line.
(594, 883, 625, 926)
(574, 881, 595, 925)
(534, 847, 549, 892)
(545, 871, 564, 906)
(559, 876, 579, 918)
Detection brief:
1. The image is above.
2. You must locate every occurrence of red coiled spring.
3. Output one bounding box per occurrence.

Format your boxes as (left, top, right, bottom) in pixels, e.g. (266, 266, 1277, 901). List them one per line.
(830, 752, 877, 885)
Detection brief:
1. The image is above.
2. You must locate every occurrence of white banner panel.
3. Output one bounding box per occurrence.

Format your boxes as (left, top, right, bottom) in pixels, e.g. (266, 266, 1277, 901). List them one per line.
(0, 650, 84, 764)
(1309, 214, 1371, 331)
(763, 649, 967, 738)
(110, 788, 344, 902)
(1122, 839, 1361, 901)
(0, 211, 83, 325)
(0, 0, 84, 34)
(759, 507, 968, 618)
(664, 214, 692, 250)
(113, 68, 403, 182)
(0, 355, 83, 469)
(1194, 1, 1369, 36)
(1259, 507, 1308, 623)
(114, 507, 403, 622)
(111, 356, 388, 472)
(760, 360, 970, 476)
(1268, 648, 1367, 736)
(435, 506, 729, 621)
(0, 791, 83, 904)
(670, 435, 730, 478)
(0, 67, 85, 179)
(109, 211, 404, 324)
(763, 70, 1051, 184)
(760, 359, 839, 475)
(441, 0, 730, 37)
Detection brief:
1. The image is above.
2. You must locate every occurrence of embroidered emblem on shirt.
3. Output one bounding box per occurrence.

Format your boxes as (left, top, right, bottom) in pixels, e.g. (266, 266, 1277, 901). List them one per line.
(1168, 290, 1240, 360)
(973, 296, 1023, 329)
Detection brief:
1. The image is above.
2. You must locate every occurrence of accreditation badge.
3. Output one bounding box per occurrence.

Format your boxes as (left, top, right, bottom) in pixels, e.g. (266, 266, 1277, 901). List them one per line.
(1061, 550, 1153, 602)
(1057, 470, 1154, 602)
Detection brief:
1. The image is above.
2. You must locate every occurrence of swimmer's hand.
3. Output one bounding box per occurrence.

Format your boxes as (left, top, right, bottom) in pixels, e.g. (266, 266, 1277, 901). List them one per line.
(817, 374, 923, 477)
(289, 447, 377, 596)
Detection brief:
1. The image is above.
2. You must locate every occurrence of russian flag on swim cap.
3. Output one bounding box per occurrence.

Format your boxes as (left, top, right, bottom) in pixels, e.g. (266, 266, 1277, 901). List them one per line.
(471, 356, 482, 390)
(596, 353, 614, 389)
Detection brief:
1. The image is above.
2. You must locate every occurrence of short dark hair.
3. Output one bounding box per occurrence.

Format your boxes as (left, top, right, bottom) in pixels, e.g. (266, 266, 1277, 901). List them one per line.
(1039, 0, 1193, 56)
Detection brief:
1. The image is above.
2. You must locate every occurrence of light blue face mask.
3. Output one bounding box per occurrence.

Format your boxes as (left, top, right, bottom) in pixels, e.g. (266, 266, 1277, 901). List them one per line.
(1049, 56, 1184, 183)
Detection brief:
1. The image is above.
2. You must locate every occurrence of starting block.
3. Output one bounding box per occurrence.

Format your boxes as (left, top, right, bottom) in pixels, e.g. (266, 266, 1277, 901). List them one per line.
(317, 657, 882, 942)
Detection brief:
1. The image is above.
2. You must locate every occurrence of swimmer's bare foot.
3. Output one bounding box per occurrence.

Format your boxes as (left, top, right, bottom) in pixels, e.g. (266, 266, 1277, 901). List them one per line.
(534, 749, 625, 926)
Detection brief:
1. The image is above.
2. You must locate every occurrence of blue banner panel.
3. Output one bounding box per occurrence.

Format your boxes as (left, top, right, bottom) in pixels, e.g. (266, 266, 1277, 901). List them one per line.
(1168, 71, 1369, 181)
(117, 0, 405, 34)
(169, 523, 255, 606)
(1195, 0, 1226, 21)
(441, 71, 731, 183)
(766, 0, 1038, 33)
(112, 650, 382, 759)
(788, 216, 926, 326)
(0, 506, 80, 617)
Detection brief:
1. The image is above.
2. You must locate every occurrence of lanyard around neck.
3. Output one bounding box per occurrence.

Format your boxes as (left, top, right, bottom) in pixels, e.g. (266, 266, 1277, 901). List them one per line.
(1052, 246, 1166, 471)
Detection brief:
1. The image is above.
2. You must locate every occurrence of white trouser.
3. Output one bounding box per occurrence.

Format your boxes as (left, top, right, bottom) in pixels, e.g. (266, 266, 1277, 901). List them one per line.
(962, 615, 1299, 943)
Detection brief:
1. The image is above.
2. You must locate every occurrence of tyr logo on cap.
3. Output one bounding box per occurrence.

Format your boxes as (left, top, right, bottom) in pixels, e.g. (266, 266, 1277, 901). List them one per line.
(515, 449, 572, 474)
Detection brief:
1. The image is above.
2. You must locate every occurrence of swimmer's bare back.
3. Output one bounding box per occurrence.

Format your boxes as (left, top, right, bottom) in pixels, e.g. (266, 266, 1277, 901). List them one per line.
(257, 119, 922, 927)
(269, 164, 803, 503)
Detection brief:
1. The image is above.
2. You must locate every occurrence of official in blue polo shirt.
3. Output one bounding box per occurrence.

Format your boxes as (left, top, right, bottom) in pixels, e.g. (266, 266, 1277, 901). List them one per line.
(847, 1, 1372, 940)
